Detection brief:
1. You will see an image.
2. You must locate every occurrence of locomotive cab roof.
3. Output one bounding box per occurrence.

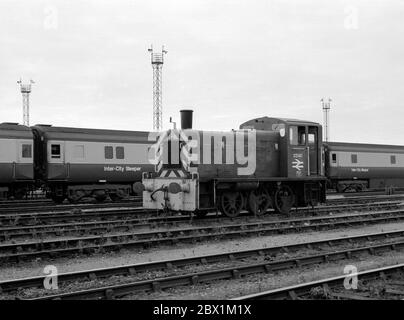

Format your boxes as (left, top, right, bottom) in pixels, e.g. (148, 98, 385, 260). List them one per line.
(239, 117, 320, 132)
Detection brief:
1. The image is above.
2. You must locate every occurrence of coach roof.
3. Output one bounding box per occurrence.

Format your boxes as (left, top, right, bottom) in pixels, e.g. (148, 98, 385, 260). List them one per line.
(0, 122, 33, 139)
(31, 125, 151, 143)
(326, 141, 404, 154)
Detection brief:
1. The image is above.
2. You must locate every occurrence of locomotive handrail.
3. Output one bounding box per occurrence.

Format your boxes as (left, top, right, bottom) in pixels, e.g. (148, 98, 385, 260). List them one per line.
(306, 146, 310, 176)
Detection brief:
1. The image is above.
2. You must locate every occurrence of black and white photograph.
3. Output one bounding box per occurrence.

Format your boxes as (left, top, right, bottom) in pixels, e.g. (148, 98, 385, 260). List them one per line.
(0, 0, 404, 313)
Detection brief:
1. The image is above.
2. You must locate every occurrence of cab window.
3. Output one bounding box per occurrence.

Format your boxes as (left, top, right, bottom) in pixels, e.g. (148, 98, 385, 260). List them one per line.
(308, 133, 316, 144)
(351, 154, 358, 164)
(391, 155, 396, 164)
(332, 153, 336, 163)
(289, 126, 306, 146)
(22, 144, 32, 158)
(51, 144, 61, 159)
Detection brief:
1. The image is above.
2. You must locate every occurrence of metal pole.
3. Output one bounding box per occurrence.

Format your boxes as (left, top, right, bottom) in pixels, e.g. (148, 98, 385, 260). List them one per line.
(321, 98, 331, 142)
(148, 46, 167, 131)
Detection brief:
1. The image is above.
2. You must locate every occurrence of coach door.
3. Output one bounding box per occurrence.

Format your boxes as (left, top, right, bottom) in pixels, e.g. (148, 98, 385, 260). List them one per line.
(48, 141, 67, 180)
(308, 126, 319, 175)
(16, 141, 34, 180)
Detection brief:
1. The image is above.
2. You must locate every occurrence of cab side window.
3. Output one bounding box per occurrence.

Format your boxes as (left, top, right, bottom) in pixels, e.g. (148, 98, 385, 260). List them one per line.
(351, 154, 358, 164)
(332, 153, 337, 163)
(22, 144, 32, 158)
(289, 126, 298, 145)
(51, 144, 61, 159)
(290, 126, 306, 146)
(298, 127, 306, 145)
(391, 155, 396, 164)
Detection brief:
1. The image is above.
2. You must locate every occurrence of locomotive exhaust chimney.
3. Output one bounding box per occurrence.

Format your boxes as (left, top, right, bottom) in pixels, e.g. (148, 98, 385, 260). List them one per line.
(180, 109, 193, 129)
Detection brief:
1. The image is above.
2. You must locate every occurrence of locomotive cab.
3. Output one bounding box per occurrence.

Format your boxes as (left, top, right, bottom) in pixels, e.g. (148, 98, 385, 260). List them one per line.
(240, 117, 323, 179)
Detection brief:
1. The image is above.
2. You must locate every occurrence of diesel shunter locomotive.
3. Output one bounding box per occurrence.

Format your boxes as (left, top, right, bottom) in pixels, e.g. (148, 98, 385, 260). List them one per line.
(136, 111, 327, 216)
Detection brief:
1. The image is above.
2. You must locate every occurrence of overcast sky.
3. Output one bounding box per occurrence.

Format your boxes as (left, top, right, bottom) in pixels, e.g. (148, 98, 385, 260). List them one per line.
(0, 0, 403, 144)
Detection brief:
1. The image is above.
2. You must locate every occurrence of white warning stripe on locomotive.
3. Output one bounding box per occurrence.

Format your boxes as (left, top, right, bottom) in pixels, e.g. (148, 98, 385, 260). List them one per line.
(159, 169, 186, 178)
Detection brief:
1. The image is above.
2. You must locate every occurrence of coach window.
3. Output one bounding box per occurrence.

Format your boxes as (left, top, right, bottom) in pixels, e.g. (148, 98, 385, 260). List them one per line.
(22, 144, 32, 158)
(116, 146, 125, 159)
(51, 144, 61, 159)
(351, 154, 358, 164)
(332, 153, 337, 164)
(391, 155, 396, 164)
(104, 146, 113, 159)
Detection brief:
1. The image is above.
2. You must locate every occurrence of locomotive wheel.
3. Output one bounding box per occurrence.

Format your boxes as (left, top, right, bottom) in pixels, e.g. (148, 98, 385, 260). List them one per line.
(274, 186, 295, 214)
(219, 191, 244, 218)
(247, 189, 272, 216)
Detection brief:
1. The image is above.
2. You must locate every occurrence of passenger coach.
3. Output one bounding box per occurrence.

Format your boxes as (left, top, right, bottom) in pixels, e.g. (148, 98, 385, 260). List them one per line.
(325, 142, 404, 192)
(0, 123, 34, 199)
(32, 125, 154, 202)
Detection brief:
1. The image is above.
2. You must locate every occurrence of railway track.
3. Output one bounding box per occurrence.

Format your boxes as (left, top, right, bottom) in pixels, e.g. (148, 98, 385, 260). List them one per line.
(0, 198, 142, 214)
(0, 207, 154, 227)
(2, 207, 404, 263)
(0, 197, 401, 228)
(0, 193, 402, 216)
(326, 193, 404, 205)
(0, 201, 402, 241)
(233, 263, 404, 300)
(3, 229, 403, 299)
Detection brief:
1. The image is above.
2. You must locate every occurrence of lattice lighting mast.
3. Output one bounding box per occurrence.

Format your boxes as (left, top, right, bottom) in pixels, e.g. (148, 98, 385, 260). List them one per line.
(321, 98, 332, 142)
(17, 78, 35, 126)
(148, 45, 167, 131)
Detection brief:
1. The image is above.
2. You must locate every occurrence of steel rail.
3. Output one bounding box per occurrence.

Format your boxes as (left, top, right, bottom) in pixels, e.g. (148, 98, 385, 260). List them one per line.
(233, 263, 404, 300)
(0, 199, 142, 214)
(1, 228, 403, 294)
(2, 208, 404, 262)
(0, 201, 401, 241)
(0, 198, 400, 229)
(0, 207, 153, 227)
(24, 235, 404, 300)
